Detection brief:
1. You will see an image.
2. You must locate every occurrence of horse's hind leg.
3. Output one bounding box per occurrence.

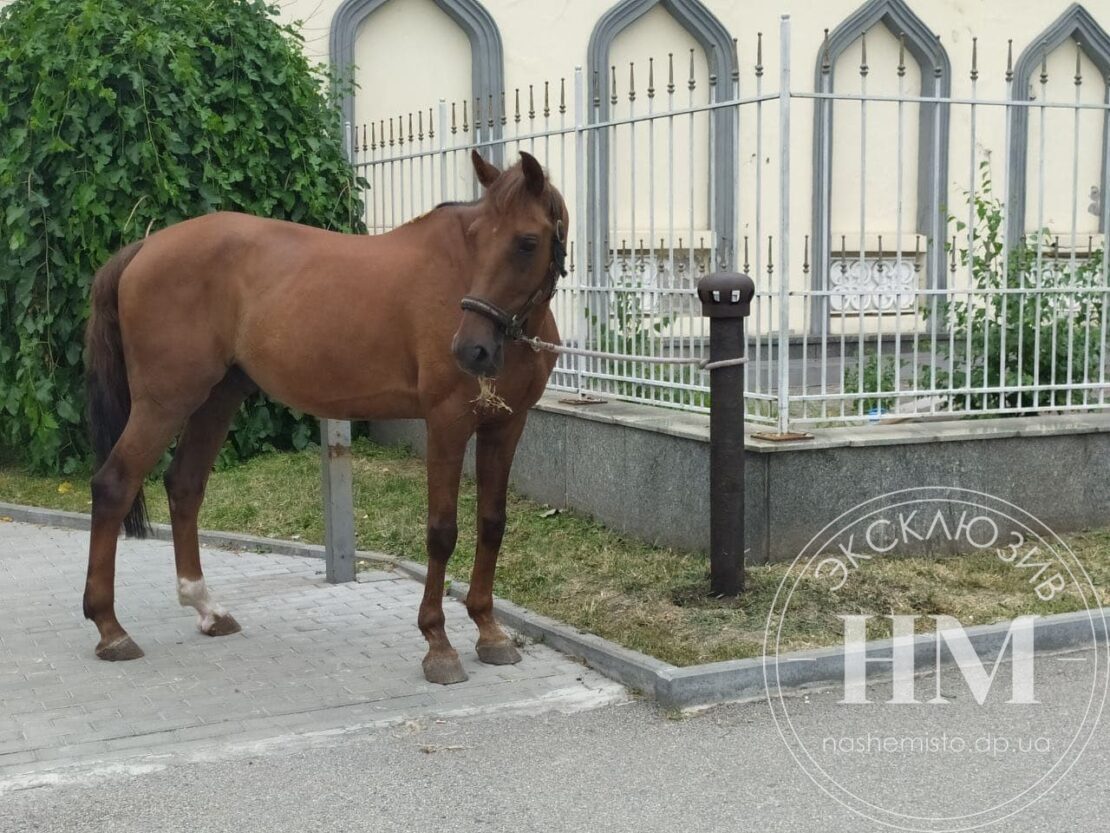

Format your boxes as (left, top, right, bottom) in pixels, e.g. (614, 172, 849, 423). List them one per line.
(84, 401, 185, 661)
(467, 417, 527, 666)
(164, 370, 254, 636)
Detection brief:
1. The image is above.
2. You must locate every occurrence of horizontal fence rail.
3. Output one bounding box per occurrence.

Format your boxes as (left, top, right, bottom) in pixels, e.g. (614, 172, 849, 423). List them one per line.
(345, 15, 1110, 433)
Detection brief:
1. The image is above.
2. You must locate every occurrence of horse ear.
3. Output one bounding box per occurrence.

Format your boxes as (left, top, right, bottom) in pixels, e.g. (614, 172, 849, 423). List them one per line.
(471, 150, 501, 188)
(519, 151, 545, 197)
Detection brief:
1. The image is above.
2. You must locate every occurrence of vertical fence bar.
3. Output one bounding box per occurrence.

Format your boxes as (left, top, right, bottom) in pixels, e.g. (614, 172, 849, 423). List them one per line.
(776, 15, 792, 434)
(574, 66, 589, 394)
(1002, 41, 1015, 413)
(818, 34, 831, 422)
(966, 39, 978, 414)
(438, 99, 448, 202)
(856, 33, 868, 419)
(1101, 85, 1110, 407)
(1067, 45, 1082, 407)
(894, 36, 905, 411)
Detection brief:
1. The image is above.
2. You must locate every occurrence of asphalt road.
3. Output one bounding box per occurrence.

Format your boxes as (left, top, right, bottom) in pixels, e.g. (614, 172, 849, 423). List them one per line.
(3, 647, 1107, 833)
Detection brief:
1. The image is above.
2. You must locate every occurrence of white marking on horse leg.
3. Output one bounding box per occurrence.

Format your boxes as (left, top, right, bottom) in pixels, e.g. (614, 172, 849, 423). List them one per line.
(177, 577, 228, 633)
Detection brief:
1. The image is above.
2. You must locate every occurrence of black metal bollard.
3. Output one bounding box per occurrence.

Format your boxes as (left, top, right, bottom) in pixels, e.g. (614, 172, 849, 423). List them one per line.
(697, 272, 756, 597)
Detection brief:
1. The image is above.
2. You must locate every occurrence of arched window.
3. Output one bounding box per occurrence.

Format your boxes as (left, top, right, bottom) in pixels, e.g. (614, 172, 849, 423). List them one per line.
(1007, 3, 1110, 250)
(812, 0, 950, 322)
(329, 0, 504, 158)
(587, 0, 736, 278)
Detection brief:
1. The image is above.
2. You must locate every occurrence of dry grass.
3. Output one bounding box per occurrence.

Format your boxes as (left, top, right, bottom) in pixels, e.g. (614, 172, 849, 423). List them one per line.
(2, 440, 1107, 666)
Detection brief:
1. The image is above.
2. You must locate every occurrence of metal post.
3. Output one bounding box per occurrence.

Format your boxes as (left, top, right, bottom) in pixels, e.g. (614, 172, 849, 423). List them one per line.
(698, 271, 756, 597)
(573, 66, 588, 392)
(320, 418, 356, 583)
(321, 122, 358, 585)
(776, 14, 792, 435)
(437, 98, 448, 202)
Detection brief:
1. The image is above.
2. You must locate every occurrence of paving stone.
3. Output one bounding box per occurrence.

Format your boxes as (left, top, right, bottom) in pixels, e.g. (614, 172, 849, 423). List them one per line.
(0, 520, 624, 782)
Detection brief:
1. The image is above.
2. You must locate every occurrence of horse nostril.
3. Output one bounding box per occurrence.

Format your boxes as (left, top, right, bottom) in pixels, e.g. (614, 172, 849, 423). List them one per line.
(469, 344, 490, 365)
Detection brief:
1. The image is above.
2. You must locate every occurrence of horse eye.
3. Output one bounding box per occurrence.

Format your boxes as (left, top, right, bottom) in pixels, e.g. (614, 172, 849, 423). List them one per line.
(517, 236, 539, 253)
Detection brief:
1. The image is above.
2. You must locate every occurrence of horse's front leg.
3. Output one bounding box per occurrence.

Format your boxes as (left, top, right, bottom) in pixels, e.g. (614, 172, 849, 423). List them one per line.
(467, 416, 527, 666)
(418, 418, 470, 685)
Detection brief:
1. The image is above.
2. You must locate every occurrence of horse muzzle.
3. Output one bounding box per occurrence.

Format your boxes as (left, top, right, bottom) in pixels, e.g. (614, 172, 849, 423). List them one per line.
(452, 332, 505, 377)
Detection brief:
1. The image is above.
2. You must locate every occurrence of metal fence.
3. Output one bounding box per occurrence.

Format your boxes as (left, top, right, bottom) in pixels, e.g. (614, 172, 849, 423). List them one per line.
(346, 14, 1110, 434)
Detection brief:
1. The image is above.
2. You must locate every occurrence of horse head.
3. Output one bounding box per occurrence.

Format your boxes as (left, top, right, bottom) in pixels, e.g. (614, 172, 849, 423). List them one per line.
(452, 150, 568, 377)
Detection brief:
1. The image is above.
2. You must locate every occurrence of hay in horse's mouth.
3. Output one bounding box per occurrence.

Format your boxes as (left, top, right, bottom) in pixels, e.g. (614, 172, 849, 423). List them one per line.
(471, 377, 513, 414)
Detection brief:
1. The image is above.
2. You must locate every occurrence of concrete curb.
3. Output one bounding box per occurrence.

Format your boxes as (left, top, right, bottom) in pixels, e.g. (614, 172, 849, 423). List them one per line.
(0, 501, 395, 564)
(4, 502, 1107, 709)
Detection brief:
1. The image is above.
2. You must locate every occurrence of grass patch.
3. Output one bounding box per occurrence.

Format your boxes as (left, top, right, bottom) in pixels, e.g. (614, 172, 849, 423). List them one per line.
(2, 440, 1107, 666)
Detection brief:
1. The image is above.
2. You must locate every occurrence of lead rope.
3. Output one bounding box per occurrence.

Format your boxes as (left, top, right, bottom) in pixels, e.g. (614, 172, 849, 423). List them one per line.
(517, 334, 748, 372)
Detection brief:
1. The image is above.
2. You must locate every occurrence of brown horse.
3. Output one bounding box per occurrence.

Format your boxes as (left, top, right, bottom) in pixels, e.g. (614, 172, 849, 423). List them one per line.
(83, 150, 565, 685)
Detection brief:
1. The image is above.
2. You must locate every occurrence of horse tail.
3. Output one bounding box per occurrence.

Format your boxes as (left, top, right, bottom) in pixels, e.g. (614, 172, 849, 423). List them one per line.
(85, 240, 150, 539)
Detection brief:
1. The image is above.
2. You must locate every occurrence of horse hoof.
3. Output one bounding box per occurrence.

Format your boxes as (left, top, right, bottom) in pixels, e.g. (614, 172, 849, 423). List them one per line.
(201, 613, 241, 637)
(423, 652, 469, 685)
(476, 641, 522, 666)
(95, 635, 145, 662)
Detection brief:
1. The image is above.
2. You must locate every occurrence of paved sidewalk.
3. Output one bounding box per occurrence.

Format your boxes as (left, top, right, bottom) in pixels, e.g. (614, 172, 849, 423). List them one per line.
(0, 521, 624, 784)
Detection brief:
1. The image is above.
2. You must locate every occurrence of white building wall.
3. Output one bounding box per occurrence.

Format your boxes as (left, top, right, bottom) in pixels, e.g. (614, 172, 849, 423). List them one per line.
(2, 0, 1106, 322)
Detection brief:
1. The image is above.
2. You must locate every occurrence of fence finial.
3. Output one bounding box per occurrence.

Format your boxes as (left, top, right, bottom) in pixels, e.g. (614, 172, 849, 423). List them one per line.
(821, 29, 831, 74)
(688, 48, 697, 91)
(668, 53, 675, 94)
(709, 44, 718, 89)
(732, 38, 740, 83)
(559, 78, 566, 115)
(498, 92, 505, 127)
(860, 31, 868, 77)
(898, 33, 906, 78)
(543, 81, 549, 118)
(418, 110, 424, 142)
(529, 84, 535, 120)
(461, 99, 468, 133)
(1075, 42, 1083, 86)
(648, 57, 655, 98)
(593, 69, 601, 108)
(756, 33, 764, 78)
(489, 93, 496, 130)
(515, 88, 521, 124)
(767, 235, 774, 275)
(428, 107, 434, 140)
(407, 112, 413, 145)
(803, 235, 810, 275)
(450, 101, 457, 135)
(363, 123, 370, 153)
(1040, 42, 1049, 85)
(611, 65, 618, 106)
(1006, 39, 1014, 83)
(629, 61, 636, 102)
(970, 37, 978, 82)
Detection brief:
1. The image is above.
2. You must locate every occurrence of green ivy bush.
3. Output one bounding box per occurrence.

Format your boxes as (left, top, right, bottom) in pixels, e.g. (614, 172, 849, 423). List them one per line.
(927, 164, 1105, 413)
(847, 163, 1105, 418)
(0, 0, 364, 472)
